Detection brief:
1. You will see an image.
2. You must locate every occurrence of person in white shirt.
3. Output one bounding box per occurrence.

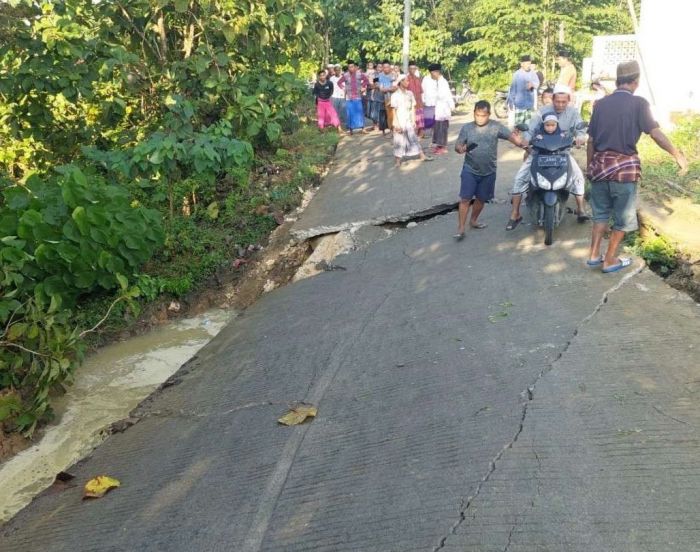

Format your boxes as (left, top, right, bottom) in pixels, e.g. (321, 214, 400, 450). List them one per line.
(421, 63, 454, 155)
(329, 65, 346, 130)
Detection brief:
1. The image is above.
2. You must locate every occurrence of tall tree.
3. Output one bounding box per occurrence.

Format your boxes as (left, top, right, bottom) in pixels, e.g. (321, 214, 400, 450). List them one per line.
(321, 0, 634, 87)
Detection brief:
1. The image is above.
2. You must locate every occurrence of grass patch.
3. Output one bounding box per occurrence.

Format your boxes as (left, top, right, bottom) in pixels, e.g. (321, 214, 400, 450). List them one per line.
(625, 231, 679, 276)
(638, 114, 700, 202)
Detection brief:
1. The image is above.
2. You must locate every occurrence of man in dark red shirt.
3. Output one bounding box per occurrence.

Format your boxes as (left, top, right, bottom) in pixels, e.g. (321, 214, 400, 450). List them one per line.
(586, 60, 687, 273)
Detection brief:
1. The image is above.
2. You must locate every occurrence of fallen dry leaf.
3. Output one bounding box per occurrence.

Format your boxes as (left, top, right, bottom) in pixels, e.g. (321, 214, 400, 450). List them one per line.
(278, 404, 317, 426)
(83, 475, 120, 499)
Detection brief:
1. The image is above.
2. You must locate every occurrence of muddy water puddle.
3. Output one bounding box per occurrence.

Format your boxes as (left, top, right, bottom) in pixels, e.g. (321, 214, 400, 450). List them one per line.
(0, 309, 235, 522)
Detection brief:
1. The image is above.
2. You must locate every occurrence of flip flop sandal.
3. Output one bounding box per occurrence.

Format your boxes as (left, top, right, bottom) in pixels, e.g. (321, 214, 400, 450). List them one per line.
(423, 156, 435, 162)
(586, 256, 604, 267)
(453, 232, 465, 241)
(602, 257, 632, 273)
(505, 217, 523, 231)
(577, 213, 591, 223)
(470, 222, 488, 229)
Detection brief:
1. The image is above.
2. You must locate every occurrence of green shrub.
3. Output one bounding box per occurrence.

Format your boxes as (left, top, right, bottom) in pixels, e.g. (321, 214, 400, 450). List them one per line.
(629, 233, 679, 275)
(1, 166, 163, 432)
(1, 167, 163, 307)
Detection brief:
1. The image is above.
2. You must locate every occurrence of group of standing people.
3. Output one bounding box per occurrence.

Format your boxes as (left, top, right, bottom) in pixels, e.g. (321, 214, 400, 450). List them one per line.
(455, 56, 687, 278)
(312, 60, 457, 164)
(315, 54, 688, 276)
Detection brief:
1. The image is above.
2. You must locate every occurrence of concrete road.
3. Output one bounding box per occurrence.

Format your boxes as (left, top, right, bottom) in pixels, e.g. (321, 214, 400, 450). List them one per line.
(2, 122, 699, 552)
(291, 114, 473, 240)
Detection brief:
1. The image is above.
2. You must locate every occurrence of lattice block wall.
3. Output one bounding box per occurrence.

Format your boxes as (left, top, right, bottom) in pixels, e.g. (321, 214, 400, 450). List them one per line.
(591, 35, 637, 80)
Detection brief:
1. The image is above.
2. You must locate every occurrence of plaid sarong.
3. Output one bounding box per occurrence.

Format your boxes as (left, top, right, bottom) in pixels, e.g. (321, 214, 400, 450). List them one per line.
(514, 109, 533, 126)
(587, 151, 641, 182)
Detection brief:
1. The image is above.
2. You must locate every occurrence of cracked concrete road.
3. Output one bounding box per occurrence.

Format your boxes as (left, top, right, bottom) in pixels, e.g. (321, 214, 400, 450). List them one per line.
(2, 121, 700, 552)
(291, 113, 474, 240)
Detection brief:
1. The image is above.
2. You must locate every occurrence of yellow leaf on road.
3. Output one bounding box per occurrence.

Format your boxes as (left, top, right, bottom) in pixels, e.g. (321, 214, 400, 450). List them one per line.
(83, 475, 120, 499)
(278, 404, 317, 426)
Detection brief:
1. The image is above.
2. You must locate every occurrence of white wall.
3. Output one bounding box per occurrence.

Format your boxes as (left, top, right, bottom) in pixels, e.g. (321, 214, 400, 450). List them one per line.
(638, 0, 700, 121)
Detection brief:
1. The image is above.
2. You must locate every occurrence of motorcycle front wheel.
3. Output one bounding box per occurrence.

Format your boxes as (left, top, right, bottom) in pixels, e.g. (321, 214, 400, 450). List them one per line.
(494, 99, 508, 119)
(543, 203, 555, 246)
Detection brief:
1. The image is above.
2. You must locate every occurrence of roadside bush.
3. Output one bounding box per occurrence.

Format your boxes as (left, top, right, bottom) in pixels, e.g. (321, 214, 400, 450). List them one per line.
(639, 114, 700, 202)
(0, 167, 163, 432)
(628, 233, 679, 275)
(1, 167, 163, 307)
(83, 112, 254, 220)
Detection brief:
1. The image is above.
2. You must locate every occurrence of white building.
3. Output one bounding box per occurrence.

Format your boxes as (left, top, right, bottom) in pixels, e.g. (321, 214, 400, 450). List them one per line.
(585, 0, 700, 125)
(638, 0, 700, 122)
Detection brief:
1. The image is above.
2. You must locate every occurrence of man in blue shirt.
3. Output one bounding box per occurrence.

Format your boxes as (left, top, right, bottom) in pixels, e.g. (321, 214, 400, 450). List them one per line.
(507, 55, 540, 126)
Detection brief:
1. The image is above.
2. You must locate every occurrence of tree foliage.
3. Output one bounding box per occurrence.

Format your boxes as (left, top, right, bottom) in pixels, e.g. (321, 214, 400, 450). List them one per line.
(0, 0, 323, 433)
(0, 0, 323, 176)
(322, 0, 634, 86)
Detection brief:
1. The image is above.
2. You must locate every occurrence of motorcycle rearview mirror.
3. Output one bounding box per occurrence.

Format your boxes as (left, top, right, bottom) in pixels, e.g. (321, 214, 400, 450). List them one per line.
(515, 123, 529, 132)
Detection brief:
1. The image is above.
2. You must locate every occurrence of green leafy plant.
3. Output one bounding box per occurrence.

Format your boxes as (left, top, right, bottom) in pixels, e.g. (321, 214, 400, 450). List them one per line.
(628, 233, 679, 275)
(1, 167, 162, 432)
(1, 167, 163, 307)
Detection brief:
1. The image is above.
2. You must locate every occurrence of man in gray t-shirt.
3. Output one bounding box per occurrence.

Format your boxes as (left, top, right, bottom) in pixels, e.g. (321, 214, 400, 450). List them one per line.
(453, 101, 524, 239)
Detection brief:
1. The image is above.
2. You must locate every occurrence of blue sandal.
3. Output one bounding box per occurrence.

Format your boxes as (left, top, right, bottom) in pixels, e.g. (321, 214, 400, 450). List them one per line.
(586, 256, 604, 267)
(602, 257, 632, 273)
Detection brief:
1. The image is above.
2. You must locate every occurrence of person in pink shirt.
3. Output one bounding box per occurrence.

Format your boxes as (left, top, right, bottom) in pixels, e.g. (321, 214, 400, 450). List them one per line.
(312, 69, 340, 132)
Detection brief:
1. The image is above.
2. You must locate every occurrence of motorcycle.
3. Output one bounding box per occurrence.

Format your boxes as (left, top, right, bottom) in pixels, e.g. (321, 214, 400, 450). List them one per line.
(493, 90, 508, 119)
(516, 121, 587, 245)
(453, 79, 478, 106)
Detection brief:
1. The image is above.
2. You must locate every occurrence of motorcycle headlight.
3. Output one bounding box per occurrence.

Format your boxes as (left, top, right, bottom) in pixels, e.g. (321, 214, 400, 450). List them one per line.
(551, 173, 568, 190)
(536, 174, 550, 189)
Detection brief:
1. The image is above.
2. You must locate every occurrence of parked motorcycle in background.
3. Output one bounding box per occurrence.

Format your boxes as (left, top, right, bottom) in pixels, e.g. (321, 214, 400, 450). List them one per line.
(516, 121, 588, 245)
(493, 90, 509, 119)
(453, 79, 479, 107)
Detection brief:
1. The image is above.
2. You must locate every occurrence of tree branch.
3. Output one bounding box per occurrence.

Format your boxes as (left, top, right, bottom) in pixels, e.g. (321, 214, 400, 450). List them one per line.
(78, 295, 128, 338)
(0, 341, 51, 358)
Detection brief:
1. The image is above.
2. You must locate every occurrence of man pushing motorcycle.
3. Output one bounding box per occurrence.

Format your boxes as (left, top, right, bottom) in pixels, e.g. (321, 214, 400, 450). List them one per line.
(505, 84, 589, 231)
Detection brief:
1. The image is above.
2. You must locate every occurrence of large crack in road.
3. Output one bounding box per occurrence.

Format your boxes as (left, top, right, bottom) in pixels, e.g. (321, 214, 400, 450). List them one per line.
(433, 265, 645, 551)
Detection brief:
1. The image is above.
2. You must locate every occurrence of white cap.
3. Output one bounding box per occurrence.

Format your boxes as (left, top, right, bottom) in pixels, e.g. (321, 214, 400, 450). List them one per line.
(395, 74, 407, 85)
(552, 84, 571, 97)
(543, 113, 558, 123)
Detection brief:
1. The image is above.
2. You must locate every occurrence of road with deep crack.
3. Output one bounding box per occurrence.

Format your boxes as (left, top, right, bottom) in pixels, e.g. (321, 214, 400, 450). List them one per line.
(2, 124, 700, 551)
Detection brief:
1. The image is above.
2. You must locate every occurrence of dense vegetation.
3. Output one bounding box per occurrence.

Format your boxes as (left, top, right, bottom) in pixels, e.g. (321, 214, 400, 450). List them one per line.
(1, 0, 323, 433)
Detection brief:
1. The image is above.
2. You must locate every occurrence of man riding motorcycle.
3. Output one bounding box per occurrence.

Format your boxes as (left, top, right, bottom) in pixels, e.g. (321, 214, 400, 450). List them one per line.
(506, 84, 589, 230)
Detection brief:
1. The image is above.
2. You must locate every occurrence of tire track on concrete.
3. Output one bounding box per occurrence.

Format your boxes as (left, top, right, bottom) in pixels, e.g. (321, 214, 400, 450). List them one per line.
(240, 272, 404, 552)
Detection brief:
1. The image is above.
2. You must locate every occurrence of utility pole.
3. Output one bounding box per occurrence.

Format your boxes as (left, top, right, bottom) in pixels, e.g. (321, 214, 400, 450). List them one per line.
(402, 0, 410, 74)
(626, 0, 655, 104)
